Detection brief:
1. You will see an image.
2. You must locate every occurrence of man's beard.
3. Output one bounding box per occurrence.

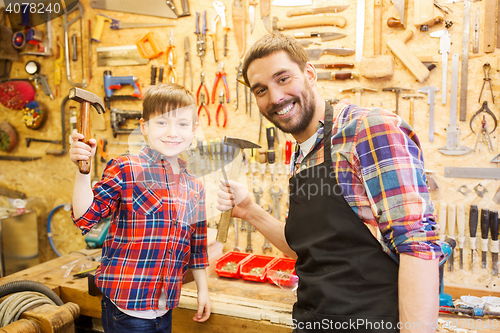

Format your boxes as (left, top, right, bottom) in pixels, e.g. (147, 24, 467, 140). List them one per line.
(264, 80, 316, 135)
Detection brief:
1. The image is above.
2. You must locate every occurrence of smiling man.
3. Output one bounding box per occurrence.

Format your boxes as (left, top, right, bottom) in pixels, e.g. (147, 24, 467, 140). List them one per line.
(217, 34, 442, 332)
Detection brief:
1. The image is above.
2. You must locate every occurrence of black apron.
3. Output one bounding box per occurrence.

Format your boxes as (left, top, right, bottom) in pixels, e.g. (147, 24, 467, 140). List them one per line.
(285, 103, 399, 332)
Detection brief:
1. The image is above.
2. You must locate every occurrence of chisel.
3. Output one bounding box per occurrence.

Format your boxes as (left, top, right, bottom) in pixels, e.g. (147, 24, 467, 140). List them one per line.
(490, 210, 499, 275)
(447, 204, 456, 271)
(469, 205, 478, 271)
(456, 204, 466, 270)
(480, 208, 490, 269)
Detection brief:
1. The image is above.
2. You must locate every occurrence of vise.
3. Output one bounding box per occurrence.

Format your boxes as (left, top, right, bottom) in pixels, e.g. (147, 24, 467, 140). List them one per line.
(110, 107, 142, 137)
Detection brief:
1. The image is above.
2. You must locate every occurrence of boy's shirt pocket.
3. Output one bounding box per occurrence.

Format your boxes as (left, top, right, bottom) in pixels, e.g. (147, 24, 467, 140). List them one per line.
(132, 182, 163, 215)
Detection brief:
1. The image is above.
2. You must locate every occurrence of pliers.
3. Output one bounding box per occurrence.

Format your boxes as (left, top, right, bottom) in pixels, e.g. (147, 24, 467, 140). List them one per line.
(212, 62, 229, 104)
(216, 90, 227, 127)
(165, 30, 177, 83)
(198, 93, 211, 126)
(196, 72, 210, 104)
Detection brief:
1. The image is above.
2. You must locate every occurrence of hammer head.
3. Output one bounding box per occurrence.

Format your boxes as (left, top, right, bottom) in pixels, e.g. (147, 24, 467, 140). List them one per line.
(418, 86, 439, 95)
(69, 88, 106, 114)
(223, 136, 261, 149)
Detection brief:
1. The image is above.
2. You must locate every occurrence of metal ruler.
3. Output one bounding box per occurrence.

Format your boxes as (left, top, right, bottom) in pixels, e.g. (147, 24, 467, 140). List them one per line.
(445, 167, 500, 179)
(355, 0, 365, 63)
(459, 0, 471, 121)
(438, 53, 472, 155)
(90, 0, 177, 19)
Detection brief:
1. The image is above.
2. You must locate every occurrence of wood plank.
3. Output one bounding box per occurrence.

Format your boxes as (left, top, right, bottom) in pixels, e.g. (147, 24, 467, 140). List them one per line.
(484, 0, 497, 52)
(444, 283, 500, 299)
(387, 31, 430, 83)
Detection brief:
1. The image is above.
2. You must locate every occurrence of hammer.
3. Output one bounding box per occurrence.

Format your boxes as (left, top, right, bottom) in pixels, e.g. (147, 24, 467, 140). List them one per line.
(217, 136, 261, 243)
(382, 87, 412, 115)
(402, 95, 423, 128)
(68, 87, 106, 174)
(339, 87, 377, 106)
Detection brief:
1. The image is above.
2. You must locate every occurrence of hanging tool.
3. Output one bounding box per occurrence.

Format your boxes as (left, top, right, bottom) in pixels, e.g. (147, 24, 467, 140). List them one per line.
(266, 123, 277, 181)
(473, 115, 494, 152)
(216, 90, 228, 127)
(195, 11, 207, 66)
(25, 60, 54, 100)
(217, 137, 261, 243)
(382, 87, 412, 115)
(391, 0, 407, 28)
(137, 32, 164, 59)
(211, 1, 227, 62)
(491, 210, 499, 276)
(249, 0, 257, 33)
(459, 0, 471, 121)
(235, 62, 248, 111)
(386, 30, 430, 83)
(456, 204, 465, 270)
(197, 72, 210, 104)
(284, 140, 292, 176)
(287, 5, 349, 17)
(54, 37, 64, 98)
(293, 31, 346, 42)
(317, 71, 359, 81)
(479, 63, 494, 103)
(90, 0, 178, 19)
(430, 30, 450, 105)
(481, 209, 490, 269)
(198, 94, 210, 126)
(314, 63, 355, 69)
(472, 8, 479, 53)
(261, 0, 271, 32)
(356, 0, 365, 63)
(469, 205, 478, 271)
(88, 20, 92, 83)
(485, 0, 497, 52)
(418, 86, 439, 142)
(438, 53, 472, 155)
(339, 87, 377, 106)
(469, 101, 497, 134)
(306, 47, 354, 60)
(232, 0, 246, 58)
(212, 62, 229, 104)
(150, 65, 157, 85)
(414, 0, 443, 31)
(447, 204, 456, 272)
(166, 30, 177, 83)
(438, 202, 447, 243)
(401, 95, 423, 128)
(273, 16, 346, 33)
(183, 36, 193, 91)
(179, 0, 191, 17)
(62, 2, 86, 88)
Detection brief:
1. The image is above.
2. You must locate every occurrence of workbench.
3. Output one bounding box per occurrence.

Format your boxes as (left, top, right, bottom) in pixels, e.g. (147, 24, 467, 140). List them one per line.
(0, 249, 499, 333)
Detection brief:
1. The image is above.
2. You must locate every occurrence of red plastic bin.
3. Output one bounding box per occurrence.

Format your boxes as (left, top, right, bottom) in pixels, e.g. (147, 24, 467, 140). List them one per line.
(215, 251, 252, 279)
(266, 257, 298, 287)
(239, 255, 277, 282)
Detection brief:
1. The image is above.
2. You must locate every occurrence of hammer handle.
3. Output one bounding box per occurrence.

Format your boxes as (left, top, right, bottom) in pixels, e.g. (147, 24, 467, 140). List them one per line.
(276, 16, 346, 30)
(78, 102, 92, 174)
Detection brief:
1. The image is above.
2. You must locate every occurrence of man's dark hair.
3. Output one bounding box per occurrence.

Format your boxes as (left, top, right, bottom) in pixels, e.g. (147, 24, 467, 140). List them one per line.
(242, 33, 309, 86)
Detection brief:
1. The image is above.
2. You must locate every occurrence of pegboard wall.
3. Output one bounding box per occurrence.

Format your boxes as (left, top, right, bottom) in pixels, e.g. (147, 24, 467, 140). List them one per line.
(0, 0, 499, 290)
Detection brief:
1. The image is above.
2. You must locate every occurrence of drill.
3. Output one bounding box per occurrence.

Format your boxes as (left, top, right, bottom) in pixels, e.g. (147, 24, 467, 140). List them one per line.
(103, 70, 143, 99)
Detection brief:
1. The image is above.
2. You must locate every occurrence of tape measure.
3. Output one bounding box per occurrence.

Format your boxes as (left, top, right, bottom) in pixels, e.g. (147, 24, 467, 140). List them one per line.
(0, 120, 18, 152)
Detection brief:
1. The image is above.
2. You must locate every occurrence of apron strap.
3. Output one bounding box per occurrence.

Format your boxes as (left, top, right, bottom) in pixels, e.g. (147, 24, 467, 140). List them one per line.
(323, 102, 334, 163)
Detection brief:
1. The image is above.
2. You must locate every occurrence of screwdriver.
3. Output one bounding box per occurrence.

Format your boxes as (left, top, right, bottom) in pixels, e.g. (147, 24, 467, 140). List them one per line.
(480, 208, 490, 269)
(456, 204, 466, 270)
(258, 148, 267, 182)
(266, 122, 276, 181)
(215, 138, 222, 182)
(249, 148, 257, 184)
(285, 140, 292, 175)
(447, 204, 456, 272)
(491, 210, 499, 276)
(469, 205, 478, 271)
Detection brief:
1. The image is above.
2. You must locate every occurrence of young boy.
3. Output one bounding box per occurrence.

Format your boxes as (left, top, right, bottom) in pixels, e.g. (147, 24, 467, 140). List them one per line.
(70, 83, 210, 333)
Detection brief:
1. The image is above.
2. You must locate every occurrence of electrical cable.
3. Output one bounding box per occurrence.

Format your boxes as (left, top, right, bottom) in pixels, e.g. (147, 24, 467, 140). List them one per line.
(47, 204, 71, 257)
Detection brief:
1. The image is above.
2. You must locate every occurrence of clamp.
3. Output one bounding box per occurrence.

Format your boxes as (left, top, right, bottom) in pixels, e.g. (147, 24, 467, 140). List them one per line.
(216, 90, 228, 127)
(469, 101, 497, 134)
(197, 93, 211, 126)
(212, 62, 229, 104)
(196, 72, 210, 104)
(165, 30, 177, 83)
(479, 63, 494, 103)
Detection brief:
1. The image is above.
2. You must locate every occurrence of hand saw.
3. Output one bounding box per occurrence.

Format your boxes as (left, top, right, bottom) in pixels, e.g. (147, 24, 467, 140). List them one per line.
(90, 0, 178, 19)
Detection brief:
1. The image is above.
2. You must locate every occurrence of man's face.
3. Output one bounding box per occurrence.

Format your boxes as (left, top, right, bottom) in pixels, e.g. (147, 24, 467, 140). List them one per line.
(140, 106, 196, 161)
(247, 51, 316, 135)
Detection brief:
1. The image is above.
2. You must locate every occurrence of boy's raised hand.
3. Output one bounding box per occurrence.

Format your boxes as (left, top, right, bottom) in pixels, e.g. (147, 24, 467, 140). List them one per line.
(69, 132, 97, 167)
(193, 288, 211, 322)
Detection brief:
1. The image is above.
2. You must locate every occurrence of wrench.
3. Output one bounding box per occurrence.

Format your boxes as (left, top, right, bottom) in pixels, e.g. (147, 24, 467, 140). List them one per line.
(270, 184, 282, 223)
(252, 186, 263, 232)
(233, 218, 240, 251)
(262, 203, 273, 253)
(245, 219, 252, 253)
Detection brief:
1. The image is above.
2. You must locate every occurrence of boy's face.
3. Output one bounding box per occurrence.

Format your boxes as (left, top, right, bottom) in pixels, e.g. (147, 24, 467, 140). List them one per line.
(140, 106, 196, 161)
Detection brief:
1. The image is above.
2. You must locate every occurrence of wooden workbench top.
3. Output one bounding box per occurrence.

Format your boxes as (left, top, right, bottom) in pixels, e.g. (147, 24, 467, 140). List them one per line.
(1, 250, 499, 332)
